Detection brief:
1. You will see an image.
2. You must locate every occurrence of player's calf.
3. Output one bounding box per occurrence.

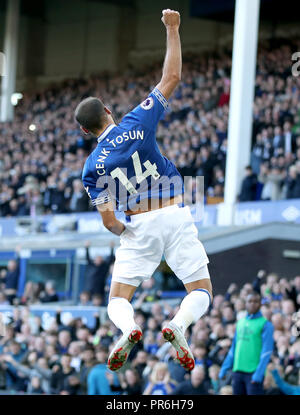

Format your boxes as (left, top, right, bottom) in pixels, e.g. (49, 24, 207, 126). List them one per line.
(162, 275, 212, 371)
(107, 294, 142, 371)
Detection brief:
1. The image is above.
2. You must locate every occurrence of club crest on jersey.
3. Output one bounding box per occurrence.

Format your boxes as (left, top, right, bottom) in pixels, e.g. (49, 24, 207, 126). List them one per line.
(141, 97, 154, 110)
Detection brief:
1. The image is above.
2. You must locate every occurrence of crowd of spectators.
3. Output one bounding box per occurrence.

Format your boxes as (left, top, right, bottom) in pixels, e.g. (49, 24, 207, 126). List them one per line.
(0, 269, 60, 308)
(1, 39, 300, 218)
(239, 41, 300, 202)
(0, 246, 62, 307)
(0, 269, 299, 395)
(0, 242, 115, 307)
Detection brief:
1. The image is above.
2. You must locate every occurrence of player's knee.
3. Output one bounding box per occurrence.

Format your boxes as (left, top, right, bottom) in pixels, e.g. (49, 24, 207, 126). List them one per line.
(185, 278, 213, 303)
(198, 285, 213, 304)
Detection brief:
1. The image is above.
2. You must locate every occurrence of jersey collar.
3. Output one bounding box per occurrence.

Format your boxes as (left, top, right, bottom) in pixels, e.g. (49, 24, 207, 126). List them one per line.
(246, 311, 262, 319)
(97, 124, 116, 143)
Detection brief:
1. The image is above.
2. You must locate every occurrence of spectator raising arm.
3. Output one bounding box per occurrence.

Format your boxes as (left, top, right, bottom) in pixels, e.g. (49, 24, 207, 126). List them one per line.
(4, 245, 22, 305)
(252, 270, 266, 295)
(84, 240, 93, 265)
(107, 241, 115, 265)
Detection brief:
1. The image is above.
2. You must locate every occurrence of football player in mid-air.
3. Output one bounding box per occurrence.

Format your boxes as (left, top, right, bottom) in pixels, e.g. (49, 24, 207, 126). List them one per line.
(75, 9, 213, 372)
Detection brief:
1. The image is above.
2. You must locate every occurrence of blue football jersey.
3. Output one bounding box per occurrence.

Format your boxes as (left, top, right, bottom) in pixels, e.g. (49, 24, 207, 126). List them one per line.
(82, 88, 183, 211)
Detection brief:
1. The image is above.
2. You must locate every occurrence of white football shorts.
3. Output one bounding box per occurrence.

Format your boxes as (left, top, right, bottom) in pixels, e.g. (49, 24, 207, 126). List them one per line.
(112, 204, 210, 287)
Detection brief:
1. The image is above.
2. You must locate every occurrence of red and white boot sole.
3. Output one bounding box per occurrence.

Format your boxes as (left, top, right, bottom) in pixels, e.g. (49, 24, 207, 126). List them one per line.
(162, 323, 195, 371)
(107, 327, 143, 371)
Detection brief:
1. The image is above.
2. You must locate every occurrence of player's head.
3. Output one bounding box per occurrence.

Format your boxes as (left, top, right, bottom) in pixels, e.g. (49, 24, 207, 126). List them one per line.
(74, 96, 113, 136)
(7, 259, 17, 271)
(246, 292, 261, 315)
(95, 345, 108, 363)
(61, 353, 72, 368)
(245, 165, 253, 176)
(94, 255, 103, 266)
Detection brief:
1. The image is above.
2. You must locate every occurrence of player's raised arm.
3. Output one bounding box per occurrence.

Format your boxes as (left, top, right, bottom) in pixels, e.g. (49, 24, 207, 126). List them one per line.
(156, 9, 181, 100)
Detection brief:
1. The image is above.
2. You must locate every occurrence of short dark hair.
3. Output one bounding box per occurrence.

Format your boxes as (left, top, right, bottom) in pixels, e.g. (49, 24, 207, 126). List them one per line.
(74, 97, 107, 134)
(95, 345, 108, 354)
(80, 291, 90, 297)
(62, 353, 72, 359)
(247, 291, 261, 300)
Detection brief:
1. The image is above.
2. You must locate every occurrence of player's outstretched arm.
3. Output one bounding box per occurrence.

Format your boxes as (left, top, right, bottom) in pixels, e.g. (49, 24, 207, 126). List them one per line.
(96, 202, 125, 236)
(156, 9, 181, 100)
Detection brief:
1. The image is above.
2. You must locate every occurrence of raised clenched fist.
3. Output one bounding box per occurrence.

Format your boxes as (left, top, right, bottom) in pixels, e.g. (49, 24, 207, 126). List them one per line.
(161, 9, 180, 28)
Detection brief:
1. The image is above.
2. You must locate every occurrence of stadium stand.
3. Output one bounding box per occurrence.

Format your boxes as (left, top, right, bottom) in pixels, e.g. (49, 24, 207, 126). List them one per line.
(0, 270, 299, 395)
(1, 40, 300, 219)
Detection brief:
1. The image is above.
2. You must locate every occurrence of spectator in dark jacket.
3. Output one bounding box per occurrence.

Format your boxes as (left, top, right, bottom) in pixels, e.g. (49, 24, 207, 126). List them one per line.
(39, 280, 59, 303)
(44, 180, 68, 214)
(79, 347, 96, 394)
(284, 275, 300, 311)
(4, 246, 21, 305)
(57, 330, 72, 355)
(294, 162, 300, 198)
(121, 369, 143, 395)
(172, 366, 210, 395)
(107, 368, 142, 395)
(285, 165, 298, 199)
(69, 179, 89, 213)
(239, 166, 258, 202)
(50, 354, 76, 394)
(252, 270, 266, 294)
(84, 241, 115, 297)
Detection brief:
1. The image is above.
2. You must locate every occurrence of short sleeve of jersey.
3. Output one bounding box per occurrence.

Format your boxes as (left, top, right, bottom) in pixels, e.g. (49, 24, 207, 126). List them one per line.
(82, 160, 111, 207)
(122, 88, 169, 131)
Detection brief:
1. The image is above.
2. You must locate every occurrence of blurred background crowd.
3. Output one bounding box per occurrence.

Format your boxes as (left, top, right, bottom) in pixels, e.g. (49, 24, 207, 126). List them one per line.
(0, 266, 300, 395)
(1, 39, 300, 217)
(0, 242, 115, 307)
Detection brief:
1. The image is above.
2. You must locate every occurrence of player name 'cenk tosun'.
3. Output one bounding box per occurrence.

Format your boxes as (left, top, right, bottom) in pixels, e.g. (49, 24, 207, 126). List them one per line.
(96, 129, 144, 175)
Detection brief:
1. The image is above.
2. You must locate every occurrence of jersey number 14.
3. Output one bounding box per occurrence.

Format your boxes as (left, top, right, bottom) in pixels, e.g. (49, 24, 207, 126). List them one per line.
(110, 151, 160, 195)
